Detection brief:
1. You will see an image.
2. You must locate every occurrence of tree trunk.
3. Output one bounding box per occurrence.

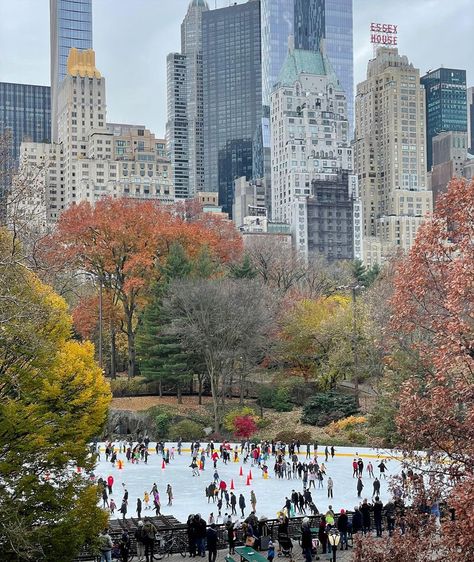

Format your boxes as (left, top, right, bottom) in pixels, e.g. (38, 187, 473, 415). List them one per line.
(110, 322, 117, 379)
(239, 373, 244, 405)
(126, 313, 136, 379)
(159, 380, 163, 397)
(177, 383, 182, 404)
(198, 376, 203, 405)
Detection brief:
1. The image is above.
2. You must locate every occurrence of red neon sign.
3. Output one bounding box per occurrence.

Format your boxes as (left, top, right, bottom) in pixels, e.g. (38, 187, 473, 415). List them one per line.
(370, 23, 398, 46)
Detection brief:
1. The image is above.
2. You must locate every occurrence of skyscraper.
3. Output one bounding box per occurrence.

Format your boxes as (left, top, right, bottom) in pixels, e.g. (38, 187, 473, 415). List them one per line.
(271, 47, 361, 261)
(354, 48, 432, 265)
(202, 0, 262, 215)
(166, 0, 209, 200)
(466, 86, 473, 154)
(294, 0, 354, 136)
(420, 68, 467, 171)
(50, 0, 93, 142)
(0, 82, 51, 212)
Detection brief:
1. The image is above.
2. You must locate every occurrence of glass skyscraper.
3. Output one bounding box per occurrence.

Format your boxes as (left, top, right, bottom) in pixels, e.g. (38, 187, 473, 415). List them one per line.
(0, 82, 51, 210)
(50, 0, 93, 141)
(202, 0, 262, 216)
(294, 0, 354, 137)
(421, 68, 468, 170)
(261, 0, 294, 108)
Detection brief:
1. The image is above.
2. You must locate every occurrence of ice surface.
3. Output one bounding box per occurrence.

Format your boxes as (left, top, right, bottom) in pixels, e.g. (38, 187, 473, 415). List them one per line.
(94, 443, 403, 523)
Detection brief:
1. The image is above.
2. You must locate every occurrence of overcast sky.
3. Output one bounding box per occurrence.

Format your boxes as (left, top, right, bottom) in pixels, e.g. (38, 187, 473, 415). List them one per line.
(0, 0, 472, 136)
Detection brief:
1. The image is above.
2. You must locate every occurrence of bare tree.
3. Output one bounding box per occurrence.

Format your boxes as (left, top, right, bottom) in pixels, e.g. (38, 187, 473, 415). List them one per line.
(164, 278, 276, 432)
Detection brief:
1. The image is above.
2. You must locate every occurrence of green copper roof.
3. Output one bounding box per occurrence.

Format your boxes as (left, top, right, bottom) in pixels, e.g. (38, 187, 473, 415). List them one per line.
(190, 0, 209, 7)
(277, 48, 344, 91)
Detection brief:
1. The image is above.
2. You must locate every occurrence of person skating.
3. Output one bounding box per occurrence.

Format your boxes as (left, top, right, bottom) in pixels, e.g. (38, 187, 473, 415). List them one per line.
(330, 446, 335, 459)
(367, 461, 374, 478)
(250, 490, 257, 513)
(327, 476, 334, 498)
(352, 458, 358, 478)
(373, 477, 381, 498)
(120, 498, 127, 520)
(324, 446, 329, 462)
(358, 458, 364, 476)
(230, 492, 237, 516)
(378, 460, 387, 479)
(239, 493, 246, 518)
(136, 497, 142, 520)
(109, 498, 116, 515)
(107, 474, 114, 495)
(206, 523, 218, 562)
(357, 476, 364, 498)
(167, 484, 173, 506)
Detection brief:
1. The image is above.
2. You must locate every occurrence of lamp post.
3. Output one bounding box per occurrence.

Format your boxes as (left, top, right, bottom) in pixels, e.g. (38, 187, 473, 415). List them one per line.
(327, 529, 340, 562)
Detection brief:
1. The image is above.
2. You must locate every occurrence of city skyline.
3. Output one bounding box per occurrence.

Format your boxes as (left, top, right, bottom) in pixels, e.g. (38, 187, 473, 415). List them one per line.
(0, 0, 472, 137)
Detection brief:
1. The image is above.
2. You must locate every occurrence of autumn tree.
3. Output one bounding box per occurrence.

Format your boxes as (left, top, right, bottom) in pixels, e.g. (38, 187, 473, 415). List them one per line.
(354, 178, 474, 561)
(40, 198, 242, 378)
(164, 278, 276, 431)
(0, 229, 111, 561)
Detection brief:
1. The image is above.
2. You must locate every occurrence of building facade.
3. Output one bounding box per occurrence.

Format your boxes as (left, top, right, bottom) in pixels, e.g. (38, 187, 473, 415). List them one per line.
(50, 0, 93, 142)
(166, 0, 209, 200)
(270, 46, 360, 261)
(294, 0, 354, 137)
(420, 67, 467, 171)
(16, 49, 173, 226)
(354, 47, 432, 263)
(431, 130, 468, 204)
(202, 0, 262, 216)
(0, 82, 51, 211)
(468, 86, 474, 154)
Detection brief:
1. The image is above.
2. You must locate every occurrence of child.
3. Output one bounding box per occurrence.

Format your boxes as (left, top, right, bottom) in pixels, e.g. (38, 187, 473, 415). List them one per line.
(267, 541, 275, 562)
(144, 491, 150, 510)
(109, 498, 117, 514)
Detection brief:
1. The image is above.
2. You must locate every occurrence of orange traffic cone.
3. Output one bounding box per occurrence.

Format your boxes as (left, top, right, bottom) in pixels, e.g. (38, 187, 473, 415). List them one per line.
(162, 460, 165, 469)
(249, 470, 253, 480)
(230, 479, 235, 490)
(239, 466, 243, 477)
(246, 475, 251, 486)
(118, 460, 124, 470)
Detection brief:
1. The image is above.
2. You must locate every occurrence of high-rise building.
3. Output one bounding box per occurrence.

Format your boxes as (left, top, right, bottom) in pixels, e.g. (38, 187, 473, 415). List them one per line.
(420, 67, 467, 171)
(354, 47, 432, 265)
(271, 46, 361, 261)
(50, 0, 93, 142)
(468, 86, 474, 154)
(431, 131, 468, 204)
(15, 50, 173, 226)
(294, 0, 354, 137)
(202, 0, 262, 216)
(166, 0, 209, 200)
(0, 82, 51, 209)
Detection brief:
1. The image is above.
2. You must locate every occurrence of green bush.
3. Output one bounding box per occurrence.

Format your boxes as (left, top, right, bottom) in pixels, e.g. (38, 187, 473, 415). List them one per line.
(301, 391, 358, 426)
(169, 420, 204, 441)
(109, 377, 145, 397)
(155, 413, 172, 438)
(272, 387, 293, 412)
(257, 386, 274, 408)
(280, 378, 318, 406)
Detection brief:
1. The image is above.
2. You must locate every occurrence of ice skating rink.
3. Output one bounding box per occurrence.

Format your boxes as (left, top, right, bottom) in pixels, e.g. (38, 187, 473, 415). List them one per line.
(95, 443, 402, 523)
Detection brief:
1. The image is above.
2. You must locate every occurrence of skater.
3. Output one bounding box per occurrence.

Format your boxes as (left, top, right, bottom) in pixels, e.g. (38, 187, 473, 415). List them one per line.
(137, 497, 142, 520)
(306, 443, 311, 460)
(144, 491, 150, 510)
(367, 461, 374, 478)
(167, 484, 173, 506)
(109, 498, 117, 515)
(352, 459, 358, 478)
(250, 490, 257, 513)
(327, 476, 334, 498)
(330, 445, 335, 459)
(101, 486, 109, 509)
(120, 498, 128, 520)
(373, 477, 381, 498)
(107, 474, 114, 495)
(357, 476, 364, 498)
(325, 446, 329, 462)
(239, 493, 246, 518)
(378, 460, 387, 479)
(230, 492, 237, 516)
(358, 458, 364, 476)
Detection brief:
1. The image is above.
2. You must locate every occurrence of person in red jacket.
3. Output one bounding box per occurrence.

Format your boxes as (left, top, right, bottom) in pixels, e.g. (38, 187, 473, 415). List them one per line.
(107, 475, 114, 495)
(219, 480, 227, 498)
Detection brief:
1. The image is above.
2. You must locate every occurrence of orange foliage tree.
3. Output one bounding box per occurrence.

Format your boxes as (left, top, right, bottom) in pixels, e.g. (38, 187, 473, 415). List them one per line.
(354, 178, 474, 561)
(41, 198, 242, 377)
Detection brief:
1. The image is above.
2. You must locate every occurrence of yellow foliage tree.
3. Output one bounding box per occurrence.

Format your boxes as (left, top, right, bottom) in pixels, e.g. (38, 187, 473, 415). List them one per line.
(0, 229, 111, 562)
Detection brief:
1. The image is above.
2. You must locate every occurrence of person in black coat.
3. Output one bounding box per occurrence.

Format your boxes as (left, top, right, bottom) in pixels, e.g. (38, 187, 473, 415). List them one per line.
(373, 497, 384, 537)
(187, 514, 197, 557)
(356, 476, 364, 498)
(226, 519, 236, 554)
(206, 524, 218, 562)
(352, 507, 363, 534)
(300, 518, 313, 562)
(360, 499, 371, 535)
(239, 494, 246, 518)
(337, 509, 349, 550)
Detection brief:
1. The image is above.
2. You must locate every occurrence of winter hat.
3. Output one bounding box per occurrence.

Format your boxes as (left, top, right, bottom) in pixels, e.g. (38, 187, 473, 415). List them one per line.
(138, 521, 144, 526)
(340, 509, 345, 514)
(302, 517, 310, 525)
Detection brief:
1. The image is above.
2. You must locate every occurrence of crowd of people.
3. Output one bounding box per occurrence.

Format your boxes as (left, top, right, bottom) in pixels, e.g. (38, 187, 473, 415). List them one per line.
(93, 438, 418, 562)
